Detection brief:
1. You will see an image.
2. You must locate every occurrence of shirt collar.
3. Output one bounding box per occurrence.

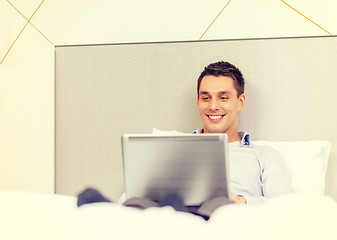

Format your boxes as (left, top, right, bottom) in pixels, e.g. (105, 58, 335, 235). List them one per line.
(192, 129, 251, 147)
(238, 131, 251, 147)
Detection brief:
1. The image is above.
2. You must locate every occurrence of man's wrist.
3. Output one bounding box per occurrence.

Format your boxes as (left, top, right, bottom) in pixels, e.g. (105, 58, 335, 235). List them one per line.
(230, 193, 247, 204)
(237, 195, 247, 204)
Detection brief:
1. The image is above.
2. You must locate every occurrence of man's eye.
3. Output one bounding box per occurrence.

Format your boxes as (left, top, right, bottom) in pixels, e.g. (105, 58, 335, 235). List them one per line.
(201, 97, 209, 101)
(220, 96, 228, 100)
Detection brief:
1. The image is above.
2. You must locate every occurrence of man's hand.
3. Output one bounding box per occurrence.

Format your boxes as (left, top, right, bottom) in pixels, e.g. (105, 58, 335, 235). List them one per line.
(230, 193, 247, 204)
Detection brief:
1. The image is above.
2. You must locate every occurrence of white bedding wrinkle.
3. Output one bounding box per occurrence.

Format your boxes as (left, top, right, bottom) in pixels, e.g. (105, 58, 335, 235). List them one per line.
(1, 191, 336, 240)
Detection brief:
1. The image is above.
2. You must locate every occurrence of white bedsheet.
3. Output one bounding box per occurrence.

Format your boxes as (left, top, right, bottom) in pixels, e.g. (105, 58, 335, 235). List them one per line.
(1, 191, 336, 240)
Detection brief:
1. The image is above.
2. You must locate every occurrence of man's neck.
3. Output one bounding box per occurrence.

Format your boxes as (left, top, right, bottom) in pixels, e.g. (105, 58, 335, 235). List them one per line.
(227, 133, 241, 143)
(202, 129, 241, 143)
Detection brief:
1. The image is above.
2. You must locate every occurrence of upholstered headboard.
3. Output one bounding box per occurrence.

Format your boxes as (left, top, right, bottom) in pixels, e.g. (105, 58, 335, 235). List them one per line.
(55, 36, 337, 201)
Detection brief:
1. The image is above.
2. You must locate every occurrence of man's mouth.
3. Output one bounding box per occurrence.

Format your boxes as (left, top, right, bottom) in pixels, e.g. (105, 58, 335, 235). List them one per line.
(207, 114, 225, 121)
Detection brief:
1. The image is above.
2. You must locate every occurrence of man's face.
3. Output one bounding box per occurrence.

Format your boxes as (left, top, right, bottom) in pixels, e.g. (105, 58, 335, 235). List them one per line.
(197, 75, 245, 137)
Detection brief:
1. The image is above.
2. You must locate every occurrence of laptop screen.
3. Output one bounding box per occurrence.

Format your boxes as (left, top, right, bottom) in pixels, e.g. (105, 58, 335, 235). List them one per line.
(122, 134, 230, 206)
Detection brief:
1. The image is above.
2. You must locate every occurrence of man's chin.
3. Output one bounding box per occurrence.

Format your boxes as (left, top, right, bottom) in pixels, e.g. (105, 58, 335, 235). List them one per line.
(204, 127, 226, 134)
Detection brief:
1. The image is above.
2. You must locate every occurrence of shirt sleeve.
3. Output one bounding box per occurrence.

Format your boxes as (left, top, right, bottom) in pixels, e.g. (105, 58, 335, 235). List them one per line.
(257, 145, 295, 198)
(239, 145, 294, 205)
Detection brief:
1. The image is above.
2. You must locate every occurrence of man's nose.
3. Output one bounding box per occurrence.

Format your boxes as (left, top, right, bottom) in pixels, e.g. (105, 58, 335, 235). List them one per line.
(210, 98, 220, 111)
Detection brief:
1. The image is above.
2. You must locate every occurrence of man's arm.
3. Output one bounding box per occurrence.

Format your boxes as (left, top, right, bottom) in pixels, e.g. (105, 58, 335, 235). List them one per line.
(230, 144, 294, 205)
(257, 145, 294, 200)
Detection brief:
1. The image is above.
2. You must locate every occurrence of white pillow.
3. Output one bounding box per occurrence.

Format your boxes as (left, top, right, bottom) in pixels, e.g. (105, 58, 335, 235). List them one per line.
(253, 140, 331, 194)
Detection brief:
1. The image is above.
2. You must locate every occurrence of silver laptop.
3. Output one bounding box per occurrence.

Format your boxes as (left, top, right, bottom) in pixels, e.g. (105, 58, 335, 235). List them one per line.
(121, 133, 230, 206)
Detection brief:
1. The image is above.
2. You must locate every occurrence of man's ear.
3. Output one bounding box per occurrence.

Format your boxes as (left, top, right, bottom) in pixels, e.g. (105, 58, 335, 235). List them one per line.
(238, 94, 246, 112)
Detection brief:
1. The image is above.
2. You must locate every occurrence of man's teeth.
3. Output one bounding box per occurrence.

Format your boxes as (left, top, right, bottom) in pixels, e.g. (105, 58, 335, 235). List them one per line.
(208, 115, 223, 120)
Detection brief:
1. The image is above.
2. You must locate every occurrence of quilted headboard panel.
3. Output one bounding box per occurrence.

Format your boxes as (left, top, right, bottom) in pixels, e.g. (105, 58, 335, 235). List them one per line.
(56, 36, 337, 201)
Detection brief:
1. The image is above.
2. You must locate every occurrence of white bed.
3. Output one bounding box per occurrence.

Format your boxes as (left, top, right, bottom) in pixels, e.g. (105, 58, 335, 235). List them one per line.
(1, 140, 335, 240)
(1, 192, 336, 240)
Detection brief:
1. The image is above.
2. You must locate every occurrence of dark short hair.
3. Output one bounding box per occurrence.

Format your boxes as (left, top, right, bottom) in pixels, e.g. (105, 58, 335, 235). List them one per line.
(197, 61, 245, 97)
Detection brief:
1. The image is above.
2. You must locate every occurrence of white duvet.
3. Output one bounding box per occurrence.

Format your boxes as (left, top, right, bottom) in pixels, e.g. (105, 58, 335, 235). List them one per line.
(1, 191, 336, 240)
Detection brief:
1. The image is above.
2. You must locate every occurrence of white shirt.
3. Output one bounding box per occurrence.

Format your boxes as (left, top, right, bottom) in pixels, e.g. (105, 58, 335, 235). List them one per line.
(193, 130, 294, 205)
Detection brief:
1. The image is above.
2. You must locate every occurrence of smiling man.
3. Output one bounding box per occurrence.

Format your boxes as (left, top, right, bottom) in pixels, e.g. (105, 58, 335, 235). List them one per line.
(193, 61, 293, 206)
(77, 61, 293, 220)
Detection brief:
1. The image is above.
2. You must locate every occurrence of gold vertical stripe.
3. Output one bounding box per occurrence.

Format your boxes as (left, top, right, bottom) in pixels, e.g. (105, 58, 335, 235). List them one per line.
(280, 0, 332, 35)
(29, 24, 55, 46)
(1, 0, 50, 65)
(199, 0, 232, 40)
(0, 21, 29, 65)
(6, 0, 29, 21)
(7, 0, 54, 46)
(27, 0, 46, 22)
